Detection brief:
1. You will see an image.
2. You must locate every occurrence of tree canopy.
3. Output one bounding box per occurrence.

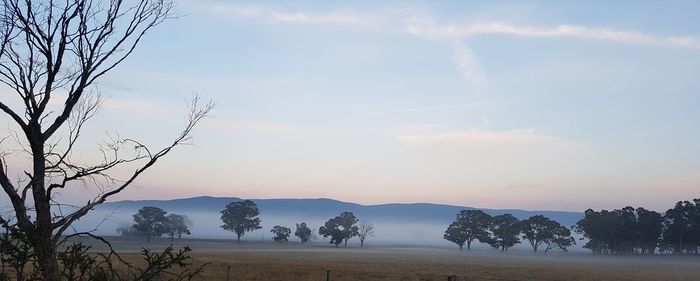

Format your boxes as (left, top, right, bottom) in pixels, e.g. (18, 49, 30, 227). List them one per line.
(295, 222, 312, 244)
(220, 200, 262, 244)
(271, 225, 292, 243)
(164, 214, 192, 241)
(487, 214, 521, 252)
(443, 210, 492, 250)
(319, 212, 359, 247)
(520, 215, 574, 252)
(574, 206, 667, 254)
(132, 207, 168, 242)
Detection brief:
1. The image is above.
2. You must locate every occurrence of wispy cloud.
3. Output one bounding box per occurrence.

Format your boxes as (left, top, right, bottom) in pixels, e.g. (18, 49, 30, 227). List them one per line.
(451, 43, 487, 91)
(205, 4, 374, 27)
(407, 21, 700, 49)
(197, 2, 700, 94)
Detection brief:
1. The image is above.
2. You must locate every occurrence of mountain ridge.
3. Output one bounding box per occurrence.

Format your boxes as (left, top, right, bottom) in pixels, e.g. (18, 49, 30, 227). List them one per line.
(98, 195, 583, 226)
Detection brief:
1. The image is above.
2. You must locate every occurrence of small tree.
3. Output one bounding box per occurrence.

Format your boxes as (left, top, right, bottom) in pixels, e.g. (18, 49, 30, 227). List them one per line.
(295, 222, 312, 244)
(271, 225, 292, 243)
(132, 206, 168, 242)
(319, 212, 359, 247)
(358, 221, 375, 248)
(220, 200, 262, 244)
(164, 214, 192, 242)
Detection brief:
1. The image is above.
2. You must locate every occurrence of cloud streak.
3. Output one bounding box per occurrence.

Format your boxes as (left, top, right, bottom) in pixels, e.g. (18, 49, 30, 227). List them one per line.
(407, 21, 700, 49)
(205, 4, 373, 27)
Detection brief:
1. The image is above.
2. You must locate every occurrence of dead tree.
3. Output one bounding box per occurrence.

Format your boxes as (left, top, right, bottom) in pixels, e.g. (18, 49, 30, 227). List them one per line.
(358, 220, 374, 248)
(0, 1, 213, 280)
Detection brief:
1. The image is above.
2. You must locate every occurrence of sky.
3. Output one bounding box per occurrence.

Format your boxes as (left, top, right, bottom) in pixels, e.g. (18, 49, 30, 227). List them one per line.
(3, 0, 700, 212)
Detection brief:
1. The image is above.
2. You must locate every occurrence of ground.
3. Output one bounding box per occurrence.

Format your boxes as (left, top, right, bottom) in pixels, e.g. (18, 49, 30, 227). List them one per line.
(80, 236, 700, 281)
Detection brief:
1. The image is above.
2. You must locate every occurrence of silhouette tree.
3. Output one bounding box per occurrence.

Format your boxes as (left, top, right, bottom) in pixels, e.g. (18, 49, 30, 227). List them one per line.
(575, 206, 664, 255)
(0, 1, 212, 279)
(132, 207, 168, 242)
(662, 200, 698, 254)
(295, 222, 312, 244)
(544, 225, 575, 253)
(443, 222, 467, 250)
(443, 210, 492, 250)
(164, 214, 192, 242)
(636, 207, 663, 254)
(520, 215, 574, 253)
(488, 214, 521, 252)
(520, 215, 556, 253)
(319, 212, 359, 247)
(358, 221, 375, 248)
(271, 225, 292, 243)
(220, 200, 262, 244)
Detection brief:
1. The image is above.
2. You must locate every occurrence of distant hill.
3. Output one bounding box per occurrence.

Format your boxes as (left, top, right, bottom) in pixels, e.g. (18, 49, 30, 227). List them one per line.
(98, 196, 583, 227)
(72, 196, 587, 246)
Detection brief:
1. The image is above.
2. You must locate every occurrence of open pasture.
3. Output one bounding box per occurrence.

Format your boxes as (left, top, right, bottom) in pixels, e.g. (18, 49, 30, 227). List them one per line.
(89, 237, 700, 281)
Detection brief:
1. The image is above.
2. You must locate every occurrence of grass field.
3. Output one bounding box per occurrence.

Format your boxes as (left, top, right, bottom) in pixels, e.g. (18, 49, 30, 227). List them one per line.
(83, 237, 700, 281)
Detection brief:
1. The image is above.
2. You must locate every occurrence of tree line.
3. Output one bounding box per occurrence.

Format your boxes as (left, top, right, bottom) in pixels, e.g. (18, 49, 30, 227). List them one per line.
(123, 200, 376, 247)
(443, 210, 574, 252)
(444, 198, 700, 255)
(123, 198, 700, 255)
(574, 199, 700, 255)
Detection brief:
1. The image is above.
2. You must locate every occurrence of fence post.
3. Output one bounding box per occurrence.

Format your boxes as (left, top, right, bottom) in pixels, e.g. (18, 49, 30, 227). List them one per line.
(226, 265, 231, 281)
(326, 270, 331, 281)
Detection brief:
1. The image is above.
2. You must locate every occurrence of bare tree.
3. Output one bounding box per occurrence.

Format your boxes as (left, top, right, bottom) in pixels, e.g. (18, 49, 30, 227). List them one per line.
(358, 220, 374, 248)
(0, 1, 213, 280)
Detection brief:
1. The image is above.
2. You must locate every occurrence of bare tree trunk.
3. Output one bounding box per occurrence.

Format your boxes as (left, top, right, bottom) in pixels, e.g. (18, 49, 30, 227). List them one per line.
(360, 239, 364, 248)
(237, 234, 241, 244)
(34, 234, 60, 281)
(29, 126, 61, 281)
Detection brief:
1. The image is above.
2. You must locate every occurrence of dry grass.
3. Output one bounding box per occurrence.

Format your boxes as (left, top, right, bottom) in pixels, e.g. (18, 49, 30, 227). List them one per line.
(109, 242, 700, 281)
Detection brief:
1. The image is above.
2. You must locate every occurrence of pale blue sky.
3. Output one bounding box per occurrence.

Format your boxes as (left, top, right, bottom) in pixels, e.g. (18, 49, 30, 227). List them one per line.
(6, 0, 699, 212)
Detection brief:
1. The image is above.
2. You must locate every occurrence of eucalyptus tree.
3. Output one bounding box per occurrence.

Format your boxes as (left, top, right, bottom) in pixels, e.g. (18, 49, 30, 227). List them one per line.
(520, 215, 574, 253)
(132, 206, 168, 242)
(295, 222, 312, 244)
(488, 214, 521, 252)
(319, 212, 359, 247)
(220, 200, 262, 243)
(443, 210, 492, 250)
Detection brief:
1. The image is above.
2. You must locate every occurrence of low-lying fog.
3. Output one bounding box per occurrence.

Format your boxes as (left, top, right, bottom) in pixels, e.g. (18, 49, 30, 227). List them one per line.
(74, 208, 585, 251)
